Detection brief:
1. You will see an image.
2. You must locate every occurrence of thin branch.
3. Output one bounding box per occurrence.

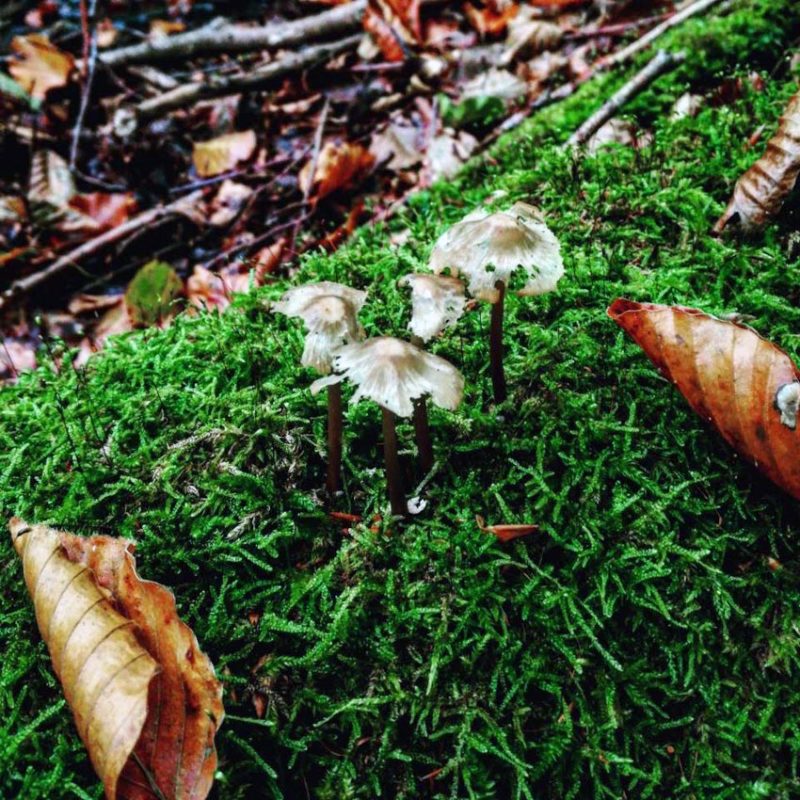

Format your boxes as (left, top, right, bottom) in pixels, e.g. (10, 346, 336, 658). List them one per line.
(113, 36, 361, 134)
(565, 49, 686, 149)
(0, 191, 204, 310)
(602, 0, 724, 68)
(70, 0, 99, 170)
(96, 1, 367, 68)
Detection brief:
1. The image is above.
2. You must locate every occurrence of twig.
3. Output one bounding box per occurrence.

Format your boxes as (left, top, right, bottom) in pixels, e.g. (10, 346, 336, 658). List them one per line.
(96, 1, 367, 68)
(602, 0, 723, 68)
(565, 50, 686, 149)
(564, 12, 671, 41)
(113, 36, 361, 134)
(0, 191, 204, 310)
(70, 0, 99, 170)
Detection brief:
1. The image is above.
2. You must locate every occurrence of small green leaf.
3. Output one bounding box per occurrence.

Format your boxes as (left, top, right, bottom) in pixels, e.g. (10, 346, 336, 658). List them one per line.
(125, 260, 183, 327)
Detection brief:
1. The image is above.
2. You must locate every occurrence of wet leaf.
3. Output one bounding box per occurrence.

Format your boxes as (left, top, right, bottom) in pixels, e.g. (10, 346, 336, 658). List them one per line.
(125, 260, 183, 327)
(608, 298, 800, 501)
(192, 131, 257, 178)
(714, 88, 800, 233)
(9, 518, 224, 800)
(9, 33, 74, 100)
(299, 141, 374, 200)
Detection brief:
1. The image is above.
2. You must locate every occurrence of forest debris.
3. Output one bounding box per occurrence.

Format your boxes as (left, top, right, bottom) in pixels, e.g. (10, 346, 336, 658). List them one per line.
(713, 87, 800, 233)
(670, 91, 703, 120)
(586, 117, 649, 153)
(501, 16, 563, 65)
(370, 120, 425, 170)
(0, 191, 204, 311)
(8, 33, 74, 99)
(96, 1, 367, 67)
(602, 0, 721, 68)
(114, 36, 361, 132)
(125, 260, 183, 327)
(208, 180, 254, 227)
(608, 299, 800, 501)
(426, 129, 478, 181)
(464, 1, 519, 36)
(566, 49, 684, 148)
(476, 515, 539, 542)
(299, 141, 375, 199)
(192, 130, 257, 177)
(461, 68, 528, 101)
(9, 519, 224, 800)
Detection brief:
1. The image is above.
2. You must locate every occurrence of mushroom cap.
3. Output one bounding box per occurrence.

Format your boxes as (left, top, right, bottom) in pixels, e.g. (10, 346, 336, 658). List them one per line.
(272, 282, 367, 373)
(399, 273, 467, 343)
(272, 281, 367, 319)
(311, 336, 464, 418)
(428, 202, 563, 303)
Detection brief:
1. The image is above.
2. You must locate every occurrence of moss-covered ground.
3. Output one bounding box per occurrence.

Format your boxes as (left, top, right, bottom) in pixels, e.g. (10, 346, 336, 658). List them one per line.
(3, 2, 800, 798)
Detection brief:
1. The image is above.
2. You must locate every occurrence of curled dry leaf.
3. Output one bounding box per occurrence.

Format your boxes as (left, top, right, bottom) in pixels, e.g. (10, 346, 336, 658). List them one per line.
(9, 33, 74, 100)
(464, 2, 519, 37)
(299, 141, 374, 200)
(9, 518, 224, 800)
(476, 515, 539, 543)
(714, 88, 800, 233)
(608, 299, 800, 501)
(192, 130, 257, 178)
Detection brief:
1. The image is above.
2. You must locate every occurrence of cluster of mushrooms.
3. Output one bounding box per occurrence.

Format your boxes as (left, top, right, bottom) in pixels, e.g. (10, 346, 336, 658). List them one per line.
(273, 202, 564, 518)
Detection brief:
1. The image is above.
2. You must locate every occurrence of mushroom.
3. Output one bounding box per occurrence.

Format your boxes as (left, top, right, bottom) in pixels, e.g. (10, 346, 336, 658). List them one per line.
(428, 201, 563, 403)
(399, 273, 466, 472)
(312, 337, 464, 517)
(272, 281, 367, 495)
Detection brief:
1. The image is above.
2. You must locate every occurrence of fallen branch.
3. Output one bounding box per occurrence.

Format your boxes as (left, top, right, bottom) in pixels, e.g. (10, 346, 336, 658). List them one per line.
(113, 36, 361, 134)
(565, 49, 686, 149)
(97, 1, 367, 68)
(0, 191, 204, 310)
(602, 0, 724, 68)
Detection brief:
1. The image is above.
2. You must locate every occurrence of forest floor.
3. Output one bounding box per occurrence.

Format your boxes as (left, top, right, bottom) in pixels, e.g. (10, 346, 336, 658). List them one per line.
(3, 1, 800, 799)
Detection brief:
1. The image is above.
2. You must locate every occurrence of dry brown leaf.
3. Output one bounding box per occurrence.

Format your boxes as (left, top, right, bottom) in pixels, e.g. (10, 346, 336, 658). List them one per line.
(363, 6, 407, 62)
(1, 339, 37, 381)
(608, 299, 800, 501)
(501, 18, 562, 64)
(464, 2, 519, 36)
(208, 180, 253, 227)
(192, 131, 257, 178)
(426, 129, 478, 182)
(28, 149, 76, 209)
(10, 519, 224, 799)
(370, 121, 423, 171)
(476, 514, 539, 543)
(299, 141, 374, 200)
(186, 265, 233, 313)
(67, 192, 138, 234)
(149, 19, 186, 39)
(9, 33, 74, 100)
(714, 88, 800, 233)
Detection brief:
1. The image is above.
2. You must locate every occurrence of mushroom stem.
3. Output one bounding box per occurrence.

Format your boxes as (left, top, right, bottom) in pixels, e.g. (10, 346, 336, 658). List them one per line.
(489, 279, 507, 404)
(381, 405, 406, 517)
(326, 382, 343, 496)
(408, 334, 434, 473)
(412, 398, 434, 474)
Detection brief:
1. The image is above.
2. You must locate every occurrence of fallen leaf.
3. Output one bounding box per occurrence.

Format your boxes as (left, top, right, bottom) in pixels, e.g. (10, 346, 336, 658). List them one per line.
(476, 514, 539, 542)
(363, 6, 406, 62)
(96, 18, 120, 49)
(9, 33, 74, 100)
(1, 339, 37, 381)
(464, 2, 519, 37)
(383, 0, 423, 40)
(68, 292, 125, 315)
(501, 17, 562, 64)
(608, 298, 800, 501)
(585, 117, 639, 154)
(714, 87, 800, 233)
(670, 92, 703, 121)
(299, 141, 374, 200)
(10, 518, 223, 800)
(125, 260, 183, 327)
(67, 192, 137, 234)
(28, 149, 76, 209)
(426, 129, 478, 181)
(461, 68, 527, 101)
(370, 120, 424, 170)
(192, 131, 257, 178)
(186, 265, 232, 312)
(208, 179, 253, 227)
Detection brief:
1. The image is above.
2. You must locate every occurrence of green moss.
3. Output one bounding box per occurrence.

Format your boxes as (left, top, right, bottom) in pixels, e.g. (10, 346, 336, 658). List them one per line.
(2, 2, 800, 798)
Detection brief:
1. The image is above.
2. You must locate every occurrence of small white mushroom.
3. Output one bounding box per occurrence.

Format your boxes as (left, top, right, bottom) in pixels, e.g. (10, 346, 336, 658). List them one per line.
(273, 281, 367, 495)
(399, 273, 467, 343)
(428, 202, 563, 402)
(429, 202, 563, 302)
(312, 337, 464, 516)
(272, 281, 367, 373)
